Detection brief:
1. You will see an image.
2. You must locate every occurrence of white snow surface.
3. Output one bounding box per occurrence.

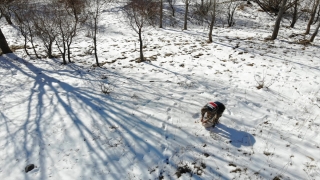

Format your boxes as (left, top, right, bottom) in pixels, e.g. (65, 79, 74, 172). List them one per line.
(1, 2, 320, 180)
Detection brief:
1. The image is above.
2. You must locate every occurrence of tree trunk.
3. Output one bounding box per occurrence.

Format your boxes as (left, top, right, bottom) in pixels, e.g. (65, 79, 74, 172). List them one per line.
(184, 0, 189, 30)
(48, 40, 53, 58)
(94, 16, 99, 67)
(23, 35, 30, 56)
(67, 31, 76, 63)
(171, 6, 175, 16)
(0, 8, 13, 25)
(3, 13, 13, 25)
(208, 0, 216, 43)
(67, 44, 71, 63)
(310, 20, 320, 42)
(306, 0, 320, 34)
(57, 39, 67, 65)
(168, 0, 175, 16)
(290, 0, 298, 28)
(208, 15, 215, 43)
(138, 28, 144, 62)
(160, 0, 163, 28)
(30, 35, 39, 58)
(62, 43, 67, 65)
(56, 21, 67, 64)
(271, 0, 287, 40)
(315, 4, 320, 23)
(28, 26, 40, 58)
(0, 28, 12, 53)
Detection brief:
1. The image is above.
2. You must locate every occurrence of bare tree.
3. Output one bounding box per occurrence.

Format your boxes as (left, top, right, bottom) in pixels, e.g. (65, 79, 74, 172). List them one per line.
(255, 0, 293, 14)
(12, 2, 40, 58)
(290, 0, 300, 28)
(54, 0, 86, 64)
(166, 0, 176, 16)
(160, 0, 163, 28)
(124, 0, 158, 62)
(86, 0, 111, 67)
(270, 0, 288, 40)
(65, 0, 87, 62)
(306, 0, 320, 34)
(310, 19, 320, 41)
(55, 12, 68, 64)
(0, 28, 12, 54)
(14, 17, 30, 56)
(33, 5, 58, 58)
(183, 0, 191, 30)
(314, 2, 320, 23)
(0, 0, 14, 25)
(193, 0, 210, 25)
(226, 0, 240, 27)
(194, 0, 219, 42)
(208, 0, 217, 42)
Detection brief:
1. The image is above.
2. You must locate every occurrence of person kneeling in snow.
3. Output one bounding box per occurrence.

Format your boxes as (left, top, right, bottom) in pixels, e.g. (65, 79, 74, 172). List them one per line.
(201, 101, 225, 128)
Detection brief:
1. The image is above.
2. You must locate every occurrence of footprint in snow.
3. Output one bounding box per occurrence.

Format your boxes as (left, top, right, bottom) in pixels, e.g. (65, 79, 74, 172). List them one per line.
(160, 144, 166, 151)
(167, 107, 171, 112)
(72, 82, 79, 87)
(142, 100, 151, 106)
(162, 123, 166, 129)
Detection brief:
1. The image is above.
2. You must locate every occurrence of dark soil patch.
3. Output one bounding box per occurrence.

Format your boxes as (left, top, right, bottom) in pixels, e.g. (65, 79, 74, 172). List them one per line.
(175, 164, 192, 178)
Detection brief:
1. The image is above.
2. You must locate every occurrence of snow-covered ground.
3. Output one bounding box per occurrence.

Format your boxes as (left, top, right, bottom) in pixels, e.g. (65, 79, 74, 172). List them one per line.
(1, 2, 320, 180)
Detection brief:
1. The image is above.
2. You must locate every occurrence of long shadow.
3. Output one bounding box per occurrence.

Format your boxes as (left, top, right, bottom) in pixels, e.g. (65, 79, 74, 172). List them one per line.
(210, 123, 256, 148)
(209, 34, 320, 72)
(0, 53, 228, 179)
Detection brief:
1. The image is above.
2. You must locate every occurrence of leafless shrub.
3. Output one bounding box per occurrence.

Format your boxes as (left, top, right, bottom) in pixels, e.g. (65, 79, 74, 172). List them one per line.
(99, 81, 114, 94)
(0, 0, 14, 25)
(254, 72, 275, 89)
(255, 0, 294, 14)
(166, 0, 177, 16)
(12, 2, 40, 58)
(225, 0, 240, 27)
(53, 0, 87, 64)
(192, 0, 211, 25)
(85, 0, 113, 67)
(123, 0, 159, 62)
(32, 4, 58, 58)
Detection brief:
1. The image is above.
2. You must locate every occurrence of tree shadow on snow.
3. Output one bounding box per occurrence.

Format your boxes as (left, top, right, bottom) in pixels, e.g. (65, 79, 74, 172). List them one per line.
(0, 53, 228, 180)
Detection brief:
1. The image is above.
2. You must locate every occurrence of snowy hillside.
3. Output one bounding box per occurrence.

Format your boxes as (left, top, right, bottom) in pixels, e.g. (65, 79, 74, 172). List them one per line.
(0, 1, 320, 180)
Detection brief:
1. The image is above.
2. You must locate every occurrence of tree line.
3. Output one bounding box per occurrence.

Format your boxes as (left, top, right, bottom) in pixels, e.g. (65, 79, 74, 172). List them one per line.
(0, 0, 111, 66)
(1, 0, 320, 65)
